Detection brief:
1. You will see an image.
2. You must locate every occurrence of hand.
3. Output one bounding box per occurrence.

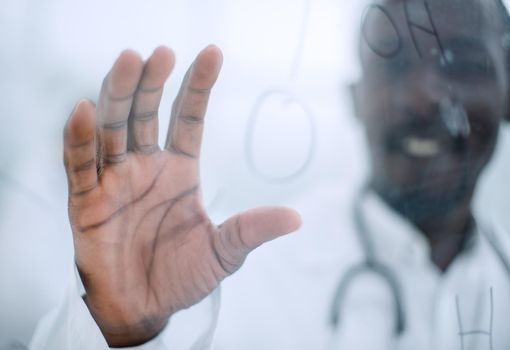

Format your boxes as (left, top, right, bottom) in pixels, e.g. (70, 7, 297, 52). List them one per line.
(63, 45, 302, 347)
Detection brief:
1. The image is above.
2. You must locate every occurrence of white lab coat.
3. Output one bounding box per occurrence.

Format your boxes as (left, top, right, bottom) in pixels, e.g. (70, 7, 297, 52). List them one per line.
(0, 158, 74, 348)
(28, 183, 510, 350)
(213, 185, 510, 350)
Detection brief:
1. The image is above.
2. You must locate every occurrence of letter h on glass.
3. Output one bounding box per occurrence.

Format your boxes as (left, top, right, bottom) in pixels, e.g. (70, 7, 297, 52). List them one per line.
(455, 288, 494, 350)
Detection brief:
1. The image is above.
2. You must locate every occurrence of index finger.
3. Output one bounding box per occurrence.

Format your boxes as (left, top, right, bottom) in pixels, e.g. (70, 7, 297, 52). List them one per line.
(165, 45, 223, 159)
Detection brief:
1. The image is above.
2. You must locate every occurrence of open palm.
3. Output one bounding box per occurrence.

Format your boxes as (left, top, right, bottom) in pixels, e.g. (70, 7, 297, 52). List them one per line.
(63, 46, 301, 347)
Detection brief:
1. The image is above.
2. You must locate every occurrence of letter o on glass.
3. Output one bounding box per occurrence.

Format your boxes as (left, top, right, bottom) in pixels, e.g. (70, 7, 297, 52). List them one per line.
(361, 4, 402, 58)
(245, 89, 316, 183)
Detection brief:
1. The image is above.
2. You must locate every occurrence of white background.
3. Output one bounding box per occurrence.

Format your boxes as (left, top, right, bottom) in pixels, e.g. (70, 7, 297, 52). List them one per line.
(1, 0, 510, 346)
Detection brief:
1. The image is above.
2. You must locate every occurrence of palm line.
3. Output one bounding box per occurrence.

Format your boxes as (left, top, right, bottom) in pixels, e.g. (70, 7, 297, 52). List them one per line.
(77, 160, 167, 233)
(144, 185, 200, 309)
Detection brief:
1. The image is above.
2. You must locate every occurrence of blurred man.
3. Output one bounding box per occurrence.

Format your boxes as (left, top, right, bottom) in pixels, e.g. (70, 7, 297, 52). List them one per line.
(31, 0, 510, 349)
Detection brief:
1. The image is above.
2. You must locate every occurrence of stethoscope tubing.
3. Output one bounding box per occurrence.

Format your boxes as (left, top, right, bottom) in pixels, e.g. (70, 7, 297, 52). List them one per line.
(329, 187, 510, 339)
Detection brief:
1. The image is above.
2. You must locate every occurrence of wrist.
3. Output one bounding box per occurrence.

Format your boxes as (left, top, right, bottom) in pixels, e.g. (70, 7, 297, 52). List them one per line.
(83, 295, 169, 347)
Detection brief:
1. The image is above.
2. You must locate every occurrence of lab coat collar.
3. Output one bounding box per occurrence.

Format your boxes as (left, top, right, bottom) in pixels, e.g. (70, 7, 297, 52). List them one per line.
(361, 190, 434, 269)
(360, 190, 480, 275)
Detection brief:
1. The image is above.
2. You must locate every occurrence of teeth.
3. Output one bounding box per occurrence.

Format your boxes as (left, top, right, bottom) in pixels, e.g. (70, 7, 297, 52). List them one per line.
(402, 137, 440, 158)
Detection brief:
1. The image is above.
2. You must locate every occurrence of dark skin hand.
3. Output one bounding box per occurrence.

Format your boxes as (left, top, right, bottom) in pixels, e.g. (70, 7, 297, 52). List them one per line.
(63, 45, 302, 346)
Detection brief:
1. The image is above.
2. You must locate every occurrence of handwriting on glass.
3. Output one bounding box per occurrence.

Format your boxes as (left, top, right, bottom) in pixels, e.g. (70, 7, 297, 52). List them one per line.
(361, 0, 445, 60)
(455, 288, 494, 350)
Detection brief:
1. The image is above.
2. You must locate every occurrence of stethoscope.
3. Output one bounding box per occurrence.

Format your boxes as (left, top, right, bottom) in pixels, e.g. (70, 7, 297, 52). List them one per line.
(329, 185, 510, 338)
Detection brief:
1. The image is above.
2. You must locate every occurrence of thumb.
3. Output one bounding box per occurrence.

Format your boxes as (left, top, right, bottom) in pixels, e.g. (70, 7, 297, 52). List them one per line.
(213, 206, 302, 275)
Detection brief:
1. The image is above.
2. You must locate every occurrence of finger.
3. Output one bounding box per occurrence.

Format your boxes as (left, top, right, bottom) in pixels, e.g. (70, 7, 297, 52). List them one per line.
(98, 50, 144, 165)
(64, 99, 98, 196)
(129, 46, 175, 154)
(165, 45, 223, 159)
(213, 206, 302, 274)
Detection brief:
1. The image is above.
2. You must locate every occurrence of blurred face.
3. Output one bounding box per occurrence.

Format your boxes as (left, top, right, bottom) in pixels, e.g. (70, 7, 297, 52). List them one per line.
(355, 0, 509, 221)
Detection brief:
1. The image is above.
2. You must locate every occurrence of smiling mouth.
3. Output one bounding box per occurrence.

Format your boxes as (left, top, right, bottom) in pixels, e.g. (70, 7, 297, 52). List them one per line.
(386, 123, 469, 159)
(401, 136, 441, 158)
